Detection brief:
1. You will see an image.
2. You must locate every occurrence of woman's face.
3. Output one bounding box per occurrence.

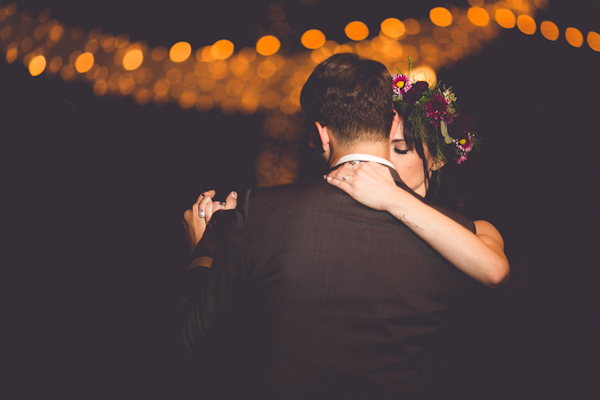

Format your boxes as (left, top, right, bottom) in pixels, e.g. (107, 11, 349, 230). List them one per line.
(390, 118, 431, 197)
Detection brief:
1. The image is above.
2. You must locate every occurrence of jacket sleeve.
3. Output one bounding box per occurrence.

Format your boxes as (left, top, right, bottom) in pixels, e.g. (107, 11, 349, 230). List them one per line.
(181, 190, 250, 355)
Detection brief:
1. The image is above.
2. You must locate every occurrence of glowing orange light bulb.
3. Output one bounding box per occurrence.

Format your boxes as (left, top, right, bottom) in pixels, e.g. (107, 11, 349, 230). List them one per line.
(169, 42, 192, 62)
(301, 29, 326, 49)
(75, 52, 95, 73)
(430, 7, 453, 27)
(28, 55, 46, 76)
(345, 21, 369, 41)
(123, 49, 144, 70)
(256, 35, 280, 56)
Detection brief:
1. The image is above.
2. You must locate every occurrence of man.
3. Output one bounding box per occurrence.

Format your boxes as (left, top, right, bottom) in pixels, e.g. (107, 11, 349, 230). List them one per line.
(182, 53, 476, 399)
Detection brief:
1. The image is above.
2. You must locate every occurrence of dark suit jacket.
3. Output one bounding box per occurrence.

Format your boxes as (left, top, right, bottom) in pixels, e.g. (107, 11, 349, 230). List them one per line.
(183, 166, 476, 399)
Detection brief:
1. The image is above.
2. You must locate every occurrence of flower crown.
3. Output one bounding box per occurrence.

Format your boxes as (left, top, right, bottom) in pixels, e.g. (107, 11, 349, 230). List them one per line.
(391, 62, 478, 165)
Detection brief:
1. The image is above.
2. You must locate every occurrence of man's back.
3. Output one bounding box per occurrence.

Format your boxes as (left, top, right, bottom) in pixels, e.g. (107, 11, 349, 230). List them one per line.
(196, 176, 475, 398)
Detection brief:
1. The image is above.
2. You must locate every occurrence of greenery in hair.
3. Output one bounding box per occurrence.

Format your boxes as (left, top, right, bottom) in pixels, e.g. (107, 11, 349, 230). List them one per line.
(391, 65, 478, 165)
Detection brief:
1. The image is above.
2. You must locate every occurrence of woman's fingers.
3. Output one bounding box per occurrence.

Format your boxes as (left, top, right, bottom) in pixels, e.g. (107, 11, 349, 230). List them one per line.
(329, 163, 357, 184)
(224, 191, 238, 210)
(198, 190, 216, 221)
(196, 189, 239, 223)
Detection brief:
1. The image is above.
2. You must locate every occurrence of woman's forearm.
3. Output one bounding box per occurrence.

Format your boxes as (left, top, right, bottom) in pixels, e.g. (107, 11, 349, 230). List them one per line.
(385, 187, 509, 287)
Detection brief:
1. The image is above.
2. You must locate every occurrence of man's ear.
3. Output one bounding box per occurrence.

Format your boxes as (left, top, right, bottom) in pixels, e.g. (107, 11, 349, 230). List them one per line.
(389, 110, 400, 141)
(315, 122, 331, 154)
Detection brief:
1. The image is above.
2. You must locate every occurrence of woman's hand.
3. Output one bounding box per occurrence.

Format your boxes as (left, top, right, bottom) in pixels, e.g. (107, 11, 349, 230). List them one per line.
(326, 162, 400, 211)
(183, 190, 237, 253)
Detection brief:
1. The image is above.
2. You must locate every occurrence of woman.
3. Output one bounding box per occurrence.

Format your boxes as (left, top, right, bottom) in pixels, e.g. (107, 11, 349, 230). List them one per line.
(327, 73, 509, 288)
(184, 74, 509, 287)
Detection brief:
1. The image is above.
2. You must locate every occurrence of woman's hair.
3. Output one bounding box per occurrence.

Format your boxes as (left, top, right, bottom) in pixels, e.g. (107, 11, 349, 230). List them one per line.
(394, 103, 466, 213)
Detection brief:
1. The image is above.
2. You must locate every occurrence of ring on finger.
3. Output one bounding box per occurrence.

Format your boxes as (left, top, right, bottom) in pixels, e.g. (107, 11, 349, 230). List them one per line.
(199, 209, 205, 218)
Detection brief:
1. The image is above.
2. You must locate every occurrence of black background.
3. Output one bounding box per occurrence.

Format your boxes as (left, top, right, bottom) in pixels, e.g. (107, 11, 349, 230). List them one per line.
(3, 1, 600, 398)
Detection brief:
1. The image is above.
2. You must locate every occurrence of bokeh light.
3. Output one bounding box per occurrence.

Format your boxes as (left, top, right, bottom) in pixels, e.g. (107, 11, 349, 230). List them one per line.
(211, 39, 234, 60)
(301, 29, 326, 49)
(467, 7, 490, 27)
(403, 18, 421, 35)
(430, 7, 453, 27)
(6, 44, 17, 63)
(1, 0, 598, 189)
(28, 55, 46, 76)
(412, 65, 437, 86)
(256, 35, 281, 56)
(123, 49, 143, 70)
(587, 31, 600, 52)
(151, 46, 168, 62)
(381, 18, 405, 38)
(565, 27, 584, 47)
(495, 9, 517, 29)
(75, 52, 94, 73)
(169, 41, 192, 62)
(540, 21, 559, 41)
(516, 15, 536, 35)
(178, 90, 197, 109)
(1, 0, 595, 123)
(345, 21, 369, 41)
(48, 56, 63, 73)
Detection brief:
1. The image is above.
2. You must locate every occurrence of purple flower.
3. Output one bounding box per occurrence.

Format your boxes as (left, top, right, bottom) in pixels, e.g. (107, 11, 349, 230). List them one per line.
(447, 114, 474, 140)
(424, 94, 448, 127)
(392, 74, 412, 95)
(456, 153, 468, 164)
(403, 81, 429, 104)
(454, 133, 473, 152)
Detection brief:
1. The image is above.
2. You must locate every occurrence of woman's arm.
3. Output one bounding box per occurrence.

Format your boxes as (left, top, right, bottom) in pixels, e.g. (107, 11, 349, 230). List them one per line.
(327, 162, 509, 288)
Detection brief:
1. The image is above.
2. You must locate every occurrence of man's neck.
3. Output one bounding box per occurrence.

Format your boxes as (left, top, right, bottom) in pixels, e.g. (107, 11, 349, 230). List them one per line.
(328, 142, 390, 168)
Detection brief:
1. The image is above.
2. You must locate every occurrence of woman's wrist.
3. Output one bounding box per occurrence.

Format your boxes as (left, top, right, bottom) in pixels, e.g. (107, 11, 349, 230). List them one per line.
(382, 186, 410, 214)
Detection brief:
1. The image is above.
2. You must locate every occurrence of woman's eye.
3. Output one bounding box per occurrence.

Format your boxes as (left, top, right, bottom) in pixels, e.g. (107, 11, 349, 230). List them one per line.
(393, 148, 409, 155)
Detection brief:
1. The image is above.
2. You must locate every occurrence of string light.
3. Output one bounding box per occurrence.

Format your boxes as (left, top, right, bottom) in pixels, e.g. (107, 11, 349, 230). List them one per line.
(28, 54, 46, 76)
(1, 0, 596, 114)
(345, 21, 369, 41)
(380, 18, 406, 39)
(169, 41, 192, 62)
(495, 9, 517, 29)
(0, 1, 597, 113)
(517, 14, 537, 35)
(301, 29, 326, 49)
(1, 0, 597, 187)
(540, 21, 559, 41)
(123, 49, 143, 70)
(256, 35, 281, 56)
(430, 7, 453, 27)
(75, 52, 94, 73)
(565, 27, 584, 48)
(467, 7, 490, 27)
(588, 31, 600, 52)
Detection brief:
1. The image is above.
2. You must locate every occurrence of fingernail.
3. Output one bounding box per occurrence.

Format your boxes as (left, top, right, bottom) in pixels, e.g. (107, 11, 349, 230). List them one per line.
(232, 191, 237, 199)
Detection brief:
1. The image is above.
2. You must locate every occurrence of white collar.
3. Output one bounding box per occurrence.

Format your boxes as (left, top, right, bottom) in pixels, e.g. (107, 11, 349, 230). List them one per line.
(334, 154, 396, 170)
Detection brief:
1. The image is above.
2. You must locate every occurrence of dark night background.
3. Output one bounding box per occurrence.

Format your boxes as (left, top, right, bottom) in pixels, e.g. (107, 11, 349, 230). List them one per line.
(2, 1, 600, 398)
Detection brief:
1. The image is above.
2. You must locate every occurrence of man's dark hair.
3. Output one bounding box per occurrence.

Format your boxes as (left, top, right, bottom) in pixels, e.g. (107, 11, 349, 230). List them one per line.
(300, 53, 394, 147)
